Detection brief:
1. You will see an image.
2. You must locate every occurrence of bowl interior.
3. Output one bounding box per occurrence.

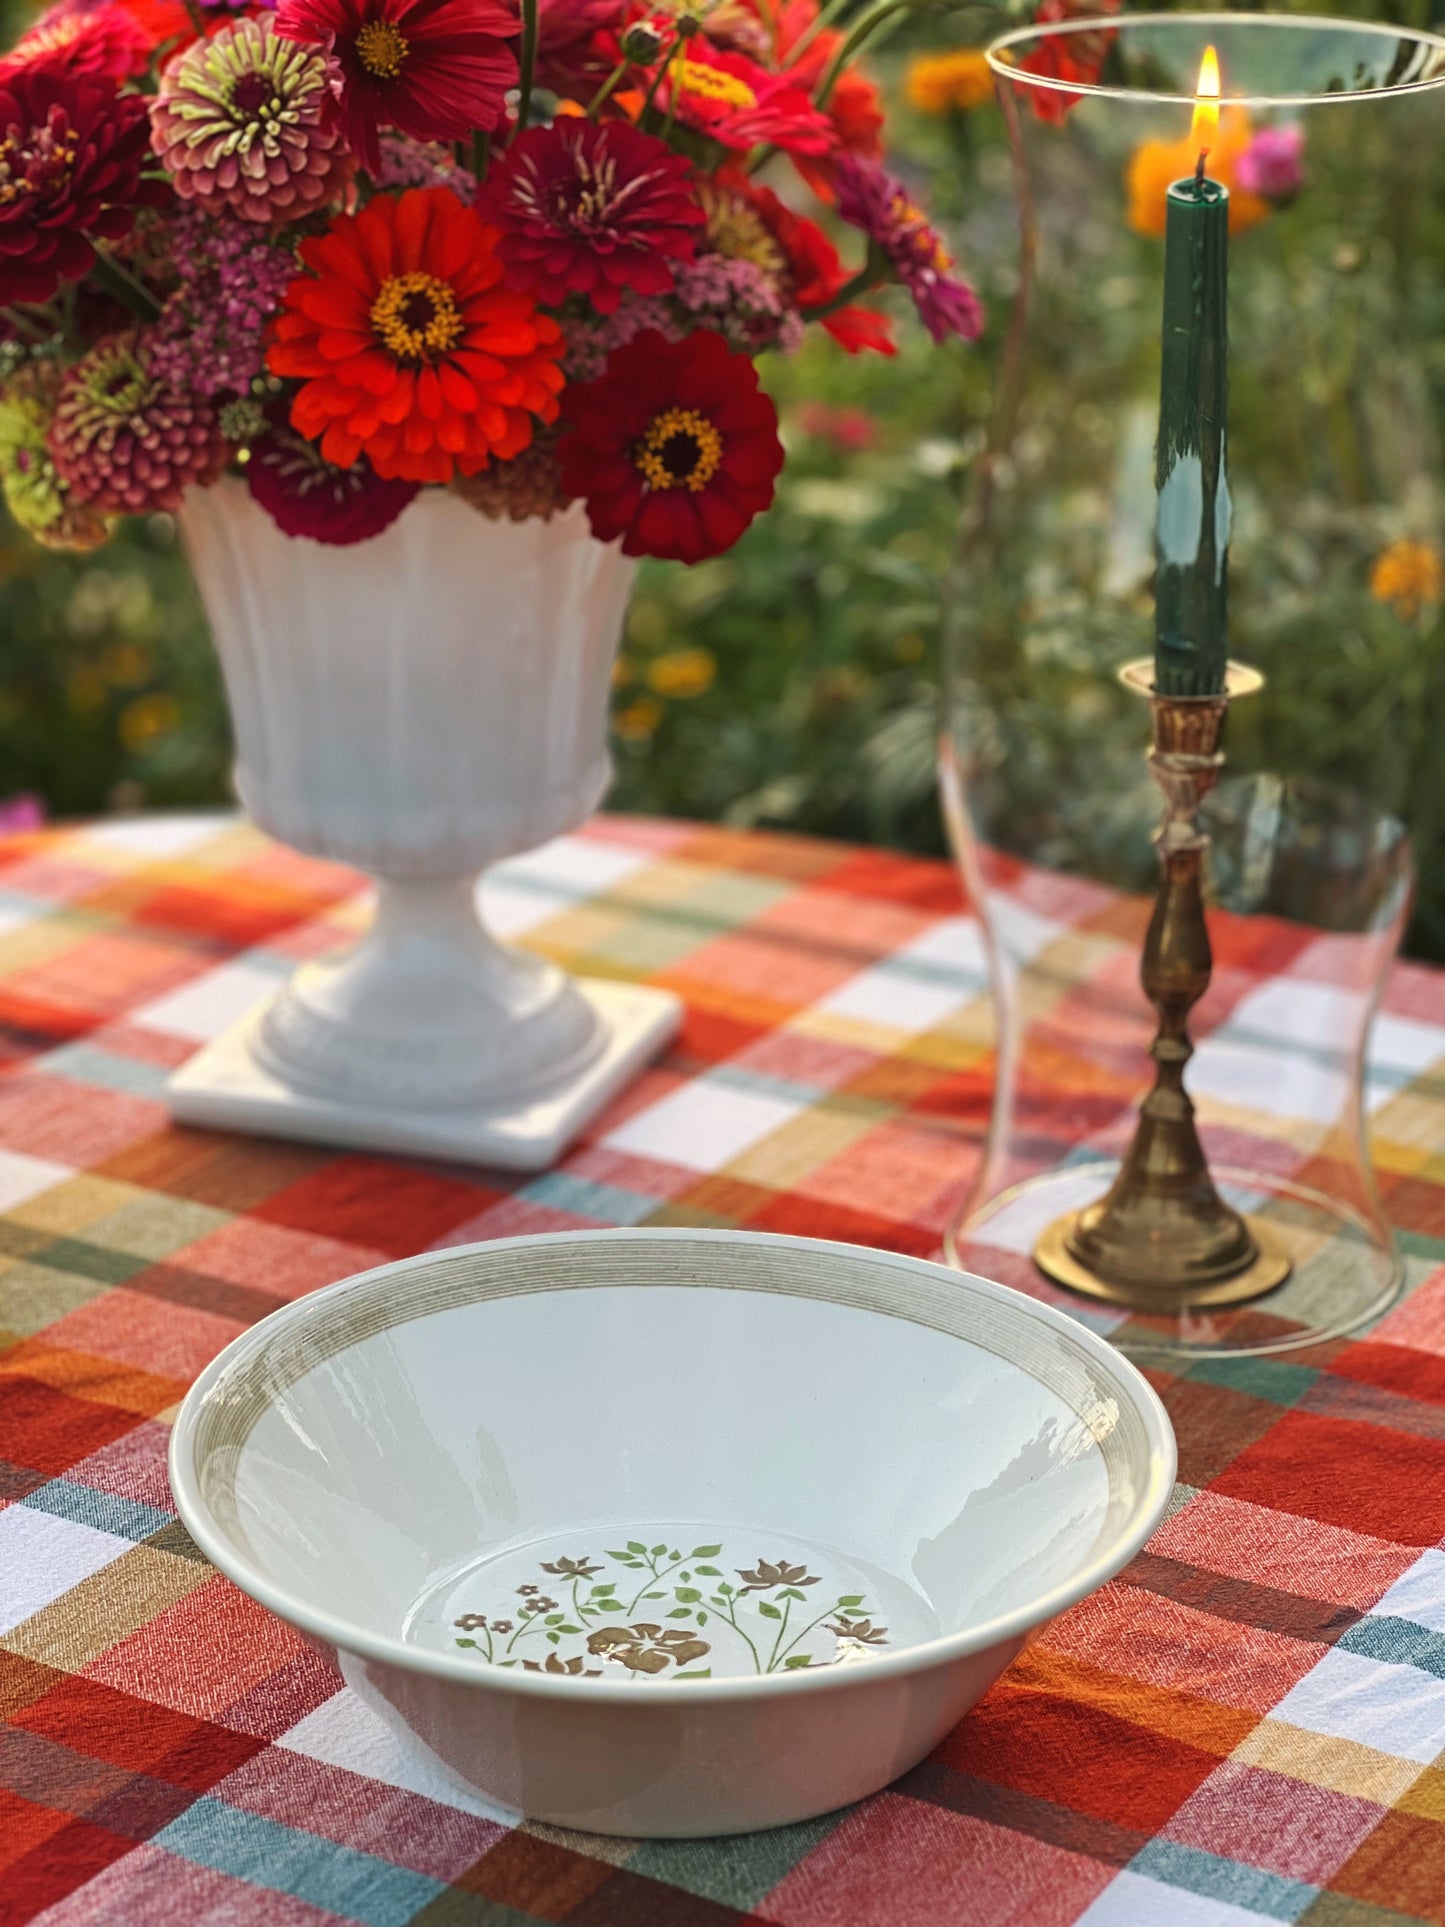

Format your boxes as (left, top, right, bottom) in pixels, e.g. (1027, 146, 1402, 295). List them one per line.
(184, 1235, 1168, 1684)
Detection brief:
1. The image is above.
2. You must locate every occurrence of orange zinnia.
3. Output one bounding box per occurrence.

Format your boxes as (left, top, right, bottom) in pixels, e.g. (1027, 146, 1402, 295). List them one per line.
(267, 186, 565, 485)
(1126, 108, 1268, 239)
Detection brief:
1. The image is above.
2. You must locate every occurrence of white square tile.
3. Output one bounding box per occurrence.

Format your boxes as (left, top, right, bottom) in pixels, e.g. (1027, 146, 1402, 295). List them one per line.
(817, 917, 988, 1032)
(0, 1506, 131, 1634)
(603, 1077, 801, 1172)
(82, 813, 230, 858)
(1372, 1012, 1444, 1078)
(0, 1147, 73, 1212)
(1076, 1872, 1278, 1927)
(1270, 1644, 1445, 1763)
(1370, 1548, 1445, 1635)
(134, 960, 285, 1042)
(279, 1688, 518, 1822)
(476, 877, 557, 938)
(1188, 1033, 1344, 1124)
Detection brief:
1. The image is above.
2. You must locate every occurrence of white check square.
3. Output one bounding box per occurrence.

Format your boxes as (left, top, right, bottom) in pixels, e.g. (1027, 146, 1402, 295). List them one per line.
(0, 1147, 73, 1212)
(0, 1505, 131, 1635)
(603, 1077, 801, 1171)
(279, 1688, 516, 1821)
(817, 916, 988, 1032)
(1270, 1643, 1445, 1764)
(1370, 1548, 1445, 1636)
(135, 959, 284, 1042)
(1076, 1872, 1280, 1927)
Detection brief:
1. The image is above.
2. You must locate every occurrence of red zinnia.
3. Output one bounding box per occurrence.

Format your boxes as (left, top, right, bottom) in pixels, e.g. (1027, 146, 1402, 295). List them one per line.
(0, 3, 152, 84)
(1019, 0, 1121, 123)
(660, 44, 835, 157)
(477, 119, 703, 315)
(268, 186, 565, 484)
(0, 66, 157, 305)
(248, 405, 420, 544)
(744, 181, 894, 356)
(559, 328, 783, 564)
(275, 0, 517, 171)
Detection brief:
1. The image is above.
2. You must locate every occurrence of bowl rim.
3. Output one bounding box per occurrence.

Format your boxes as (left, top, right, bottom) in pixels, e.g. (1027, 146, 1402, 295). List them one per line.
(986, 11, 1445, 110)
(169, 1227, 1177, 1704)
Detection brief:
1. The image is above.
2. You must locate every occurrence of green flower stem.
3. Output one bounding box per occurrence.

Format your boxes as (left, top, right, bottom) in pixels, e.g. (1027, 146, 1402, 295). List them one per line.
(504, 1609, 547, 1655)
(813, 0, 997, 108)
(714, 1595, 763, 1673)
(2, 306, 56, 345)
(625, 1552, 683, 1616)
(88, 245, 162, 325)
(782, 0, 856, 69)
(637, 31, 683, 126)
(472, 131, 489, 182)
(765, 1597, 794, 1672)
(771, 1605, 842, 1671)
(513, 0, 539, 141)
(585, 58, 630, 118)
(805, 260, 885, 321)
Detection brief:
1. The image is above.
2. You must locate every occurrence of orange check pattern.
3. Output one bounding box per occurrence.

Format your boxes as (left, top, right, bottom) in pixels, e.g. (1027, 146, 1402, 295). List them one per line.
(1, 812, 1444, 1927)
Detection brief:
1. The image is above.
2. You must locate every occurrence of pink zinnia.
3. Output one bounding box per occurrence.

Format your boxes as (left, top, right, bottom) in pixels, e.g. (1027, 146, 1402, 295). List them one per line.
(834, 155, 983, 346)
(0, 3, 151, 83)
(477, 119, 702, 314)
(660, 44, 836, 157)
(1236, 124, 1304, 202)
(275, 0, 517, 172)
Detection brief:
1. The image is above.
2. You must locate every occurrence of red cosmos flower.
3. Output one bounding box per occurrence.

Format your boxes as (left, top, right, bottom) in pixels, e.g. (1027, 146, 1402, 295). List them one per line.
(0, 3, 152, 84)
(660, 44, 834, 157)
(1018, 0, 1121, 123)
(275, 0, 517, 171)
(477, 118, 702, 315)
(559, 328, 783, 564)
(0, 66, 157, 305)
(268, 186, 565, 484)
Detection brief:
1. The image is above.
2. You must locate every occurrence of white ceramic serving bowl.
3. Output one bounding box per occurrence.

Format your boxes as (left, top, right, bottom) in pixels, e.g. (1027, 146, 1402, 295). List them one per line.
(170, 1230, 1176, 1837)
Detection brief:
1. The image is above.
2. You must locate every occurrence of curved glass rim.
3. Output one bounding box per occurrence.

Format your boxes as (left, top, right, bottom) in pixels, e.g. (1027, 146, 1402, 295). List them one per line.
(986, 10, 1445, 110)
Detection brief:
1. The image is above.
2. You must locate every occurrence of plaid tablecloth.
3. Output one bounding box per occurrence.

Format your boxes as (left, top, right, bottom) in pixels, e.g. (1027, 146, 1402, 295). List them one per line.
(2, 811, 1444, 1927)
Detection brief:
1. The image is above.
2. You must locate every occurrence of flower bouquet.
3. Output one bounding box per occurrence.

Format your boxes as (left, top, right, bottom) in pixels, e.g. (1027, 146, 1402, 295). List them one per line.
(0, 0, 982, 558)
(0, 0, 985, 1165)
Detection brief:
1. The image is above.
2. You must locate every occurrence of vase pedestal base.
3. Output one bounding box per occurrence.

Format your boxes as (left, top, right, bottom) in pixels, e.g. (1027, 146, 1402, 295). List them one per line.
(165, 978, 681, 1173)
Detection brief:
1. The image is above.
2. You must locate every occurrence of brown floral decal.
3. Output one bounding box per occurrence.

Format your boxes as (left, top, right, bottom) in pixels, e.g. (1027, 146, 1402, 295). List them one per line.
(452, 1542, 889, 1679)
(587, 1623, 711, 1674)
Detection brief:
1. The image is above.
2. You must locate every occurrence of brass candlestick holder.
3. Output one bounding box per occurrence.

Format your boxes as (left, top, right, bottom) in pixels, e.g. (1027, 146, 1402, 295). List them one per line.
(1033, 659, 1293, 1312)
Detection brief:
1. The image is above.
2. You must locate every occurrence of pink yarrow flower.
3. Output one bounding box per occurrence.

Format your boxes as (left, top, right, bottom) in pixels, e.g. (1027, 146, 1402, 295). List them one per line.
(834, 155, 983, 346)
(149, 207, 296, 398)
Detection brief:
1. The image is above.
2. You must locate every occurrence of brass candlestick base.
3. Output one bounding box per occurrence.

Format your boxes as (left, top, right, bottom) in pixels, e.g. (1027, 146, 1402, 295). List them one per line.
(1033, 659, 1293, 1313)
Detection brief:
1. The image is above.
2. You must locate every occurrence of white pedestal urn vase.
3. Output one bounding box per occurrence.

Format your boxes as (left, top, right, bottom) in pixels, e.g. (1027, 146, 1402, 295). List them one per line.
(166, 476, 681, 1170)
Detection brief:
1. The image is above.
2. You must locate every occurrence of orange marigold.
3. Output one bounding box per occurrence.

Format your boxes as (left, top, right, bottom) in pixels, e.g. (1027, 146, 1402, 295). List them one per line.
(267, 186, 565, 485)
(1126, 109, 1268, 240)
(906, 50, 995, 116)
(1370, 539, 1444, 620)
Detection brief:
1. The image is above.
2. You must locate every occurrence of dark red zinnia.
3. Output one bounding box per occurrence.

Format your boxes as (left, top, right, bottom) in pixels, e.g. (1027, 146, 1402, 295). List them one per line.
(559, 328, 783, 565)
(477, 119, 703, 315)
(247, 405, 421, 544)
(0, 3, 152, 84)
(275, 0, 517, 172)
(0, 66, 157, 306)
(1019, 0, 1121, 123)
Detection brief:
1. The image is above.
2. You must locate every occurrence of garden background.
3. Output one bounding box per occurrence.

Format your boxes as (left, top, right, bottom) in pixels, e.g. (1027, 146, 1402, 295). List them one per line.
(2, 0, 1442, 957)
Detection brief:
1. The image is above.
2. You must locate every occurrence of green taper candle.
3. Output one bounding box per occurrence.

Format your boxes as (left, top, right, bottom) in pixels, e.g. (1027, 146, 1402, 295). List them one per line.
(1154, 160, 1230, 698)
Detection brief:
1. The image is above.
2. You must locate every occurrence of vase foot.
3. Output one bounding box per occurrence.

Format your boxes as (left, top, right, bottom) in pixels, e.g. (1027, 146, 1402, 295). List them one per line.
(164, 979, 681, 1172)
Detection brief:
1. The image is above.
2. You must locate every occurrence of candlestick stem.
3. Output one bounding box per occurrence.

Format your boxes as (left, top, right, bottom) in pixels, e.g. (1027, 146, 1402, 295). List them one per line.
(1033, 660, 1292, 1311)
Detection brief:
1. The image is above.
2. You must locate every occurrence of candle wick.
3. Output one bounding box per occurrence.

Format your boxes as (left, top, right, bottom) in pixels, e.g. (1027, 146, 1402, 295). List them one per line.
(1194, 149, 1209, 193)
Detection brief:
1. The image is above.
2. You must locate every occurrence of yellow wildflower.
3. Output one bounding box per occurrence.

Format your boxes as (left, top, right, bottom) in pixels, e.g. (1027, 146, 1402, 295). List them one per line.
(906, 50, 995, 116)
(646, 647, 717, 700)
(1126, 109, 1268, 239)
(614, 694, 664, 742)
(1370, 539, 1444, 619)
(119, 692, 181, 753)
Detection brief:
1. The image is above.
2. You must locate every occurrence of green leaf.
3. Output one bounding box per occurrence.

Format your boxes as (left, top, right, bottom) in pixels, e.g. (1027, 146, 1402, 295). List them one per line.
(837, 1595, 865, 1607)
(455, 1638, 477, 1649)
(695, 1565, 722, 1577)
(651, 1543, 668, 1556)
(559, 1623, 582, 1635)
(545, 1614, 563, 1625)
(547, 1631, 560, 1644)
(627, 1541, 647, 1554)
(592, 1583, 617, 1596)
(666, 1607, 693, 1619)
(691, 1544, 723, 1558)
(606, 1549, 633, 1561)
(675, 1669, 712, 1679)
(780, 1588, 808, 1602)
(718, 1582, 734, 1596)
(757, 1601, 782, 1620)
(697, 1611, 708, 1626)
(784, 1655, 814, 1670)
(644, 1590, 664, 1599)
(669, 1550, 681, 1561)
(675, 1587, 702, 1603)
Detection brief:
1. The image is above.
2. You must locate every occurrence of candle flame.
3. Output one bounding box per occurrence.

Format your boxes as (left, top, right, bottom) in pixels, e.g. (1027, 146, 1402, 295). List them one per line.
(1191, 45, 1220, 157)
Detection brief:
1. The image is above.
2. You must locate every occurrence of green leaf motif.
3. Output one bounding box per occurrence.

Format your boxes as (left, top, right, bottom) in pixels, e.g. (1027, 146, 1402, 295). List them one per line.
(651, 1543, 668, 1556)
(784, 1655, 814, 1670)
(675, 1670, 712, 1679)
(692, 1545, 723, 1558)
(697, 1611, 708, 1626)
(757, 1601, 782, 1620)
(545, 1614, 563, 1625)
(695, 1565, 722, 1577)
(627, 1542, 648, 1555)
(605, 1550, 634, 1561)
(666, 1607, 693, 1619)
(547, 1631, 560, 1644)
(675, 1587, 701, 1603)
(456, 1638, 477, 1649)
(838, 1595, 865, 1607)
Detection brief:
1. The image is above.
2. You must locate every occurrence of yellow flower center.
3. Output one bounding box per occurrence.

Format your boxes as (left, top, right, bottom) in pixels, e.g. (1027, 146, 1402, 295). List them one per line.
(698, 183, 787, 278)
(354, 18, 409, 78)
(678, 58, 758, 111)
(370, 271, 464, 362)
(633, 408, 724, 494)
(891, 192, 953, 274)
